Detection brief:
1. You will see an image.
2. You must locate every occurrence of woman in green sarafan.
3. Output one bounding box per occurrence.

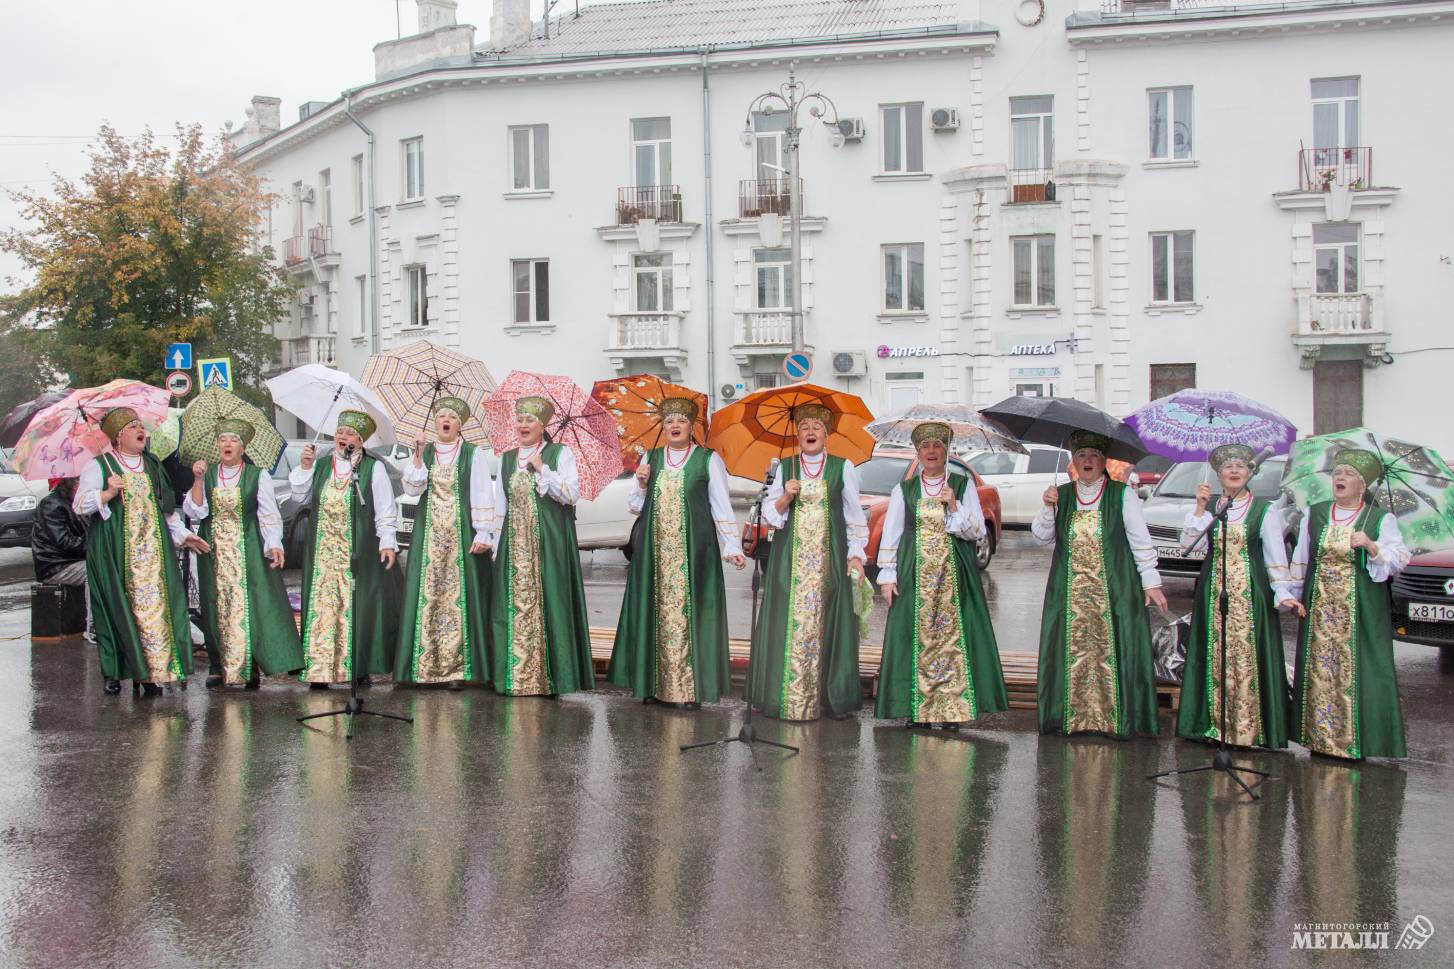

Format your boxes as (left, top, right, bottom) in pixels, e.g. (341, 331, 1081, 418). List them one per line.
(1175, 443, 1296, 748)
(609, 396, 746, 709)
(396, 397, 493, 690)
(184, 419, 303, 689)
(289, 409, 403, 689)
(488, 395, 594, 697)
(875, 421, 1007, 730)
(747, 403, 867, 721)
(1033, 430, 1166, 738)
(1288, 448, 1410, 760)
(75, 407, 211, 696)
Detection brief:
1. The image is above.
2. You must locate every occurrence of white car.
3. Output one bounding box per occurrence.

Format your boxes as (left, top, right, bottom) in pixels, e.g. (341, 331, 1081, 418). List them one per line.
(0, 450, 49, 548)
(963, 444, 1070, 527)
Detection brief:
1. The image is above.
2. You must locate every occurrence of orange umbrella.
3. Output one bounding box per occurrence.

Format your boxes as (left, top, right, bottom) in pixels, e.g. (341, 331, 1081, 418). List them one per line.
(590, 375, 709, 472)
(1106, 458, 1134, 483)
(707, 383, 875, 480)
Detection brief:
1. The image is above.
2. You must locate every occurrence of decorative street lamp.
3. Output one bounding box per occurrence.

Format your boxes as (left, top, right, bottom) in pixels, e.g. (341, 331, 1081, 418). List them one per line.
(741, 66, 839, 356)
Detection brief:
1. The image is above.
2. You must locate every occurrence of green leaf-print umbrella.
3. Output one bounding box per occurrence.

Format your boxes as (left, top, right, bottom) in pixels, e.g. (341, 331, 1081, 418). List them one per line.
(1279, 427, 1454, 554)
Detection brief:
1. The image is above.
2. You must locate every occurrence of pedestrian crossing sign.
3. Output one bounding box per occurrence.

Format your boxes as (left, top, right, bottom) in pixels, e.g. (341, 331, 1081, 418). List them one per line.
(197, 357, 233, 391)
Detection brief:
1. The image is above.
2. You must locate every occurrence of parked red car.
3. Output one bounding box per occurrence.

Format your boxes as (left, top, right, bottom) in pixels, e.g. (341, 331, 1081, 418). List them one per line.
(860, 447, 1002, 578)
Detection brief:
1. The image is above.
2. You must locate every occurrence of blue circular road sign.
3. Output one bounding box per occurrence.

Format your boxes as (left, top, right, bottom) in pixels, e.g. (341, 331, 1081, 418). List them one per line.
(783, 352, 812, 382)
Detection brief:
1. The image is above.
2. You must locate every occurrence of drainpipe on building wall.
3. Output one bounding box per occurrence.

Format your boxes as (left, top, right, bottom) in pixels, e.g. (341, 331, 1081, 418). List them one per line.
(343, 93, 381, 355)
(700, 49, 718, 410)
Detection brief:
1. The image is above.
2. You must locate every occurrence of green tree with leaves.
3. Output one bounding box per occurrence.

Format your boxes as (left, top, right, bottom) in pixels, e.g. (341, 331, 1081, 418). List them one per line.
(2, 123, 288, 407)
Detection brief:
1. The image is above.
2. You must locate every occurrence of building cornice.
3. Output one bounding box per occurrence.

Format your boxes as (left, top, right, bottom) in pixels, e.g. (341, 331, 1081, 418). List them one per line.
(1065, 0, 1454, 46)
(234, 29, 998, 165)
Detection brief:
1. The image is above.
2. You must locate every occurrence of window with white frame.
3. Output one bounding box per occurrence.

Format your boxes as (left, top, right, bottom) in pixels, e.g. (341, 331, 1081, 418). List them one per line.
(509, 125, 549, 191)
(351, 154, 364, 216)
(885, 371, 925, 410)
(633, 253, 673, 312)
(631, 118, 672, 187)
(1312, 77, 1360, 151)
(401, 137, 424, 200)
(880, 102, 925, 174)
(1011, 235, 1055, 307)
(1010, 96, 1053, 172)
(882, 243, 925, 313)
(752, 111, 787, 182)
(1147, 87, 1193, 160)
(405, 265, 428, 327)
(354, 275, 367, 337)
(1092, 234, 1105, 309)
(512, 259, 550, 323)
(754, 248, 793, 309)
(319, 168, 332, 227)
(1313, 223, 1359, 294)
(291, 180, 304, 238)
(1150, 231, 1194, 303)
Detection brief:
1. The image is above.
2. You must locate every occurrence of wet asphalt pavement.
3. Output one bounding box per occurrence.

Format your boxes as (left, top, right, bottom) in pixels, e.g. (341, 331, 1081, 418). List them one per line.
(0, 540, 1451, 968)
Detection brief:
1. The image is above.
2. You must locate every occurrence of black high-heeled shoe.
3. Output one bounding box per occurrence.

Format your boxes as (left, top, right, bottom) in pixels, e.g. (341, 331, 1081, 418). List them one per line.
(940, 723, 961, 732)
(682, 701, 701, 711)
(309, 682, 330, 691)
(446, 680, 464, 691)
(205, 674, 224, 690)
(244, 677, 261, 691)
(141, 683, 163, 698)
(103, 678, 121, 696)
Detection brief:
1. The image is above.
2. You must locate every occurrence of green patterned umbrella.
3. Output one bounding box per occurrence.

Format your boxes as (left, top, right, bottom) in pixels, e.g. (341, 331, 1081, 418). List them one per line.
(1280, 427, 1454, 554)
(179, 388, 286, 472)
(148, 408, 184, 461)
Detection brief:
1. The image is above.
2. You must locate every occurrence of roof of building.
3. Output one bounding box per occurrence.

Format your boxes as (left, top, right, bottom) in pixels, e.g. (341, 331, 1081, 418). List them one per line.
(480, 0, 969, 58)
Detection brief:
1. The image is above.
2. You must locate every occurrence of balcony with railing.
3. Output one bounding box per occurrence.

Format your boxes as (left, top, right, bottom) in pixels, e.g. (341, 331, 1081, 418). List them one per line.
(1007, 168, 1055, 204)
(283, 224, 339, 274)
(277, 335, 337, 369)
(1292, 291, 1387, 364)
(616, 185, 683, 225)
(738, 179, 803, 219)
(731, 309, 806, 364)
(606, 312, 687, 378)
(1298, 147, 1373, 192)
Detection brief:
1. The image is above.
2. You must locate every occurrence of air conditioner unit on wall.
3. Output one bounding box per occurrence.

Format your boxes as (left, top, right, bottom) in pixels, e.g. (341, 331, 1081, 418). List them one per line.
(930, 108, 960, 132)
(835, 118, 865, 142)
(832, 351, 867, 377)
(297, 185, 315, 203)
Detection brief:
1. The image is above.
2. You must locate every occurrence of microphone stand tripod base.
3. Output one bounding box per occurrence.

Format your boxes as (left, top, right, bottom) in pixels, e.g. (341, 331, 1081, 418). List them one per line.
(297, 681, 414, 741)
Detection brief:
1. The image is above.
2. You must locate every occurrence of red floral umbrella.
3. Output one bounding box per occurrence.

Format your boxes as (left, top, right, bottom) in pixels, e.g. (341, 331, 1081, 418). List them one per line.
(481, 371, 624, 501)
(13, 379, 170, 481)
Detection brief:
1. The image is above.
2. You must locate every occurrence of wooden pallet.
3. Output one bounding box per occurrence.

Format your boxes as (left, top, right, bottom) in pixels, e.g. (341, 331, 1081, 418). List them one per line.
(588, 627, 1179, 713)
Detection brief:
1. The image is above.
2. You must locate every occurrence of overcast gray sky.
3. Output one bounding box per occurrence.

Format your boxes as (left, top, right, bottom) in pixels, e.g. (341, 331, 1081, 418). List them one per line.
(0, 0, 575, 286)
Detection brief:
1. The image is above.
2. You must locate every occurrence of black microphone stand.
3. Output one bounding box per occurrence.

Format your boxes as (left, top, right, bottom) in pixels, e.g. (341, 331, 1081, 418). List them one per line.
(297, 443, 414, 740)
(1147, 489, 1269, 801)
(681, 462, 799, 768)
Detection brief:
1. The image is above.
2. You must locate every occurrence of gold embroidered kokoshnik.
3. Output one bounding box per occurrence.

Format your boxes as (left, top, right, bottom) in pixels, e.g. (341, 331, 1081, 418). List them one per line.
(414, 461, 466, 683)
(1303, 522, 1359, 757)
(1065, 510, 1118, 734)
(913, 497, 972, 723)
(652, 466, 696, 703)
(1206, 521, 1262, 745)
(303, 478, 354, 683)
(782, 477, 830, 720)
(121, 470, 178, 683)
(211, 485, 252, 684)
(505, 469, 550, 695)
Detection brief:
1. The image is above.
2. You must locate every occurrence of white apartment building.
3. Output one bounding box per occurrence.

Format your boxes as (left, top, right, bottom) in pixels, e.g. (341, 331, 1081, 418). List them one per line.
(232, 0, 1454, 453)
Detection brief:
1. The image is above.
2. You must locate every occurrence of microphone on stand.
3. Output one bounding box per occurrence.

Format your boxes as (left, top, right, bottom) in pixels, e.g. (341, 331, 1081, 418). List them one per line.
(756, 457, 781, 502)
(1247, 445, 1277, 473)
(344, 442, 367, 506)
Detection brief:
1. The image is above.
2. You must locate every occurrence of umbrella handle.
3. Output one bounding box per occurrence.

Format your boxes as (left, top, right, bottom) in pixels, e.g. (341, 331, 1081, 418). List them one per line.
(312, 385, 345, 444)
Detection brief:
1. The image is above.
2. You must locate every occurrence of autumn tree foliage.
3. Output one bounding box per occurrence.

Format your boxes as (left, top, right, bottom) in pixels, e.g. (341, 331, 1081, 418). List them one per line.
(2, 124, 289, 406)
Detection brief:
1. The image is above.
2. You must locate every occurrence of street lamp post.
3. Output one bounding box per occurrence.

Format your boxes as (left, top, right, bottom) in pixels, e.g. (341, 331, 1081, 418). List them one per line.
(742, 67, 838, 356)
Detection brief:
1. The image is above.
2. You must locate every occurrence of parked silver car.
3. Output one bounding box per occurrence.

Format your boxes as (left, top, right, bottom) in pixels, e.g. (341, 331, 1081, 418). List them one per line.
(1139, 457, 1300, 576)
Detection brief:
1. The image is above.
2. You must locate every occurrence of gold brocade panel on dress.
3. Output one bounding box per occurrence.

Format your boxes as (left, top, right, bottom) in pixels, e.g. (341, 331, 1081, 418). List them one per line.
(912, 497, 973, 723)
(211, 486, 253, 684)
(303, 478, 355, 683)
(411, 461, 467, 683)
(505, 470, 550, 695)
(1303, 523, 1359, 757)
(652, 467, 696, 704)
(1205, 522, 1263, 746)
(1064, 510, 1119, 734)
(781, 477, 830, 721)
(121, 469, 179, 683)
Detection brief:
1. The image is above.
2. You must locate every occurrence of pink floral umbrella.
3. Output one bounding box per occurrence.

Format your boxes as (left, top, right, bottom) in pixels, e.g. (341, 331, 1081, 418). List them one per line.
(13, 379, 170, 481)
(481, 371, 624, 501)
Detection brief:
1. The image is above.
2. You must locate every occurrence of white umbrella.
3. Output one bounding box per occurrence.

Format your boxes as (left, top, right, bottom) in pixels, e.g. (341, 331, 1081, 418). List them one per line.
(266, 364, 397, 448)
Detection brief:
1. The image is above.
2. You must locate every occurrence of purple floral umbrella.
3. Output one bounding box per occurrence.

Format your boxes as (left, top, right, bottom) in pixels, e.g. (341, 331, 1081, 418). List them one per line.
(1125, 390, 1297, 462)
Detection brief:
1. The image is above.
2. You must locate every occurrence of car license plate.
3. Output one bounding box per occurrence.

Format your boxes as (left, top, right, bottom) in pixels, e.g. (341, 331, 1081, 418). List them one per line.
(1156, 544, 1185, 558)
(1409, 602, 1454, 622)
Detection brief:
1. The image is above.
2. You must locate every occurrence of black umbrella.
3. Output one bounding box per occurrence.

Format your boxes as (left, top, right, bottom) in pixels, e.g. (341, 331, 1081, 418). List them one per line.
(0, 391, 66, 449)
(980, 395, 1148, 463)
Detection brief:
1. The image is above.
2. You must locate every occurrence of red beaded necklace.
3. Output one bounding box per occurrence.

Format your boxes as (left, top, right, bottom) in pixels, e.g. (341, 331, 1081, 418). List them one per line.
(1331, 501, 1364, 527)
(800, 450, 826, 479)
(921, 470, 947, 498)
(1076, 476, 1108, 508)
(665, 444, 691, 469)
(218, 462, 243, 487)
(115, 450, 144, 473)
